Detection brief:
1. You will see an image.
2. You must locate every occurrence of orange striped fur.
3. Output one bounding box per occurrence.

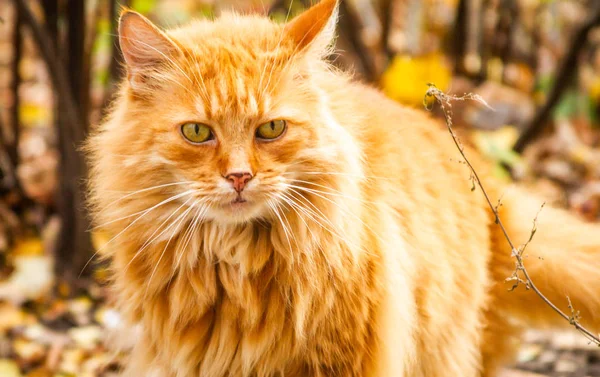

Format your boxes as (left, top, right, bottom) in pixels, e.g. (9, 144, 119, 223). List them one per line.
(86, 1, 600, 376)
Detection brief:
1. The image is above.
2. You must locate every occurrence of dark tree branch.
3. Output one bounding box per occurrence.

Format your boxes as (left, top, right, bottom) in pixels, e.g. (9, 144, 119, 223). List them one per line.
(8, 4, 22, 168)
(101, 0, 130, 115)
(500, 0, 518, 66)
(4, 5, 28, 201)
(379, 0, 394, 61)
(14, 0, 85, 143)
(514, 2, 600, 153)
(67, 0, 88, 132)
(452, 0, 485, 81)
(0, 107, 18, 194)
(41, 0, 58, 47)
(336, 0, 377, 81)
(451, 0, 467, 73)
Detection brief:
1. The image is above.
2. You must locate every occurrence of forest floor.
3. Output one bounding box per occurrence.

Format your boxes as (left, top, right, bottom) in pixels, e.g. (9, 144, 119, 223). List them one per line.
(2, 1, 600, 375)
(0, 276, 599, 376)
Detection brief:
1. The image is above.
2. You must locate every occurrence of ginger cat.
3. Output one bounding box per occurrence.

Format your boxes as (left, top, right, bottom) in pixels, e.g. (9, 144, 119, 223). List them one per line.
(86, 1, 600, 376)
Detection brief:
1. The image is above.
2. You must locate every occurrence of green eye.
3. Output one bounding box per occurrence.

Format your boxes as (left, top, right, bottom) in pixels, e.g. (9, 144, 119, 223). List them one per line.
(256, 120, 286, 140)
(181, 123, 213, 144)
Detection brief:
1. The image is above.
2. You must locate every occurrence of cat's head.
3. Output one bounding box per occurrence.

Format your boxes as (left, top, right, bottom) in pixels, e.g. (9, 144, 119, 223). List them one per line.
(89, 0, 363, 229)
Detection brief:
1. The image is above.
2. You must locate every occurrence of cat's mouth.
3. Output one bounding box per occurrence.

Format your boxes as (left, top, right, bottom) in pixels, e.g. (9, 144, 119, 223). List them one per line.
(232, 196, 247, 204)
(209, 193, 267, 223)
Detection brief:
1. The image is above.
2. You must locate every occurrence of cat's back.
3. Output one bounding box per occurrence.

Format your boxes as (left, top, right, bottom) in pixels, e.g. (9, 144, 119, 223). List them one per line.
(331, 77, 494, 261)
(325, 78, 488, 199)
(324, 78, 495, 376)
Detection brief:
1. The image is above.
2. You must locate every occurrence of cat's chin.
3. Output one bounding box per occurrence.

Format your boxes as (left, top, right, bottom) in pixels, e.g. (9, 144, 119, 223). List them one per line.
(208, 200, 267, 224)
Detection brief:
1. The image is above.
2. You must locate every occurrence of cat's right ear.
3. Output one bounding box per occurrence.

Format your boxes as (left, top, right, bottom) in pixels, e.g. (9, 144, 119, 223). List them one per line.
(284, 0, 339, 57)
(118, 11, 180, 88)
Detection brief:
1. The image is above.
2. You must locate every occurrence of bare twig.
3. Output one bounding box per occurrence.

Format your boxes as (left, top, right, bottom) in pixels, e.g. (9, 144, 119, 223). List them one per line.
(424, 84, 600, 346)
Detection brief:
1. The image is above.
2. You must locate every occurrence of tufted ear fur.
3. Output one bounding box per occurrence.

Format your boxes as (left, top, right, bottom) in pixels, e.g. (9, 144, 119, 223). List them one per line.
(118, 11, 181, 88)
(284, 0, 339, 56)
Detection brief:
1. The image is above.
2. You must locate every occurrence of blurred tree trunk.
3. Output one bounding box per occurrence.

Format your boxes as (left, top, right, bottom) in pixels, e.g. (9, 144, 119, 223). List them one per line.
(36, 0, 93, 281)
(58, 0, 93, 281)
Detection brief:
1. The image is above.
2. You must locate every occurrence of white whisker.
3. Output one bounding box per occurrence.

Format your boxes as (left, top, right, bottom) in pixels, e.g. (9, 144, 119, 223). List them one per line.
(94, 189, 195, 255)
(144, 199, 198, 298)
(176, 201, 210, 269)
(286, 180, 378, 206)
(123, 196, 195, 275)
(267, 198, 295, 261)
(287, 185, 384, 249)
(97, 181, 194, 214)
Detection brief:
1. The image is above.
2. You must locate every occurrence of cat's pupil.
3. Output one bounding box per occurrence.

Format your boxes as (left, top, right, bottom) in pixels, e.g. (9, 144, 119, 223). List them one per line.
(270, 122, 275, 131)
(194, 124, 200, 134)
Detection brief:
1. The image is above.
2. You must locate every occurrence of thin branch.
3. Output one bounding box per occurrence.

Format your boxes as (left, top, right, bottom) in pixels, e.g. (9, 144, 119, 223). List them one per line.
(336, 0, 378, 81)
(513, 1, 600, 153)
(424, 84, 600, 346)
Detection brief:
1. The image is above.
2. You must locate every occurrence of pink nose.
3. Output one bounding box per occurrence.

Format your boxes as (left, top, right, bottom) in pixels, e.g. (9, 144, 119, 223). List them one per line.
(225, 172, 253, 193)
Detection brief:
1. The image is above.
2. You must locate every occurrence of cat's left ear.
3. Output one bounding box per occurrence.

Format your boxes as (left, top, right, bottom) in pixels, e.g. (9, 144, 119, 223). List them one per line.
(118, 11, 182, 88)
(284, 0, 339, 56)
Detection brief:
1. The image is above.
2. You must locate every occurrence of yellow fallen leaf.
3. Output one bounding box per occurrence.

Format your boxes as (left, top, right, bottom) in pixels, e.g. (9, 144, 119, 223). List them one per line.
(93, 266, 110, 283)
(13, 338, 46, 363)
(381, 53, 451, 106)
(0, 359, 21, 377)
(0, 256, 53, 304)
(589, 76, 600, 103)
(471, 127, 519, 153)
(0, 302, 26, 332)
(12, 237, 44, 257)
(19, 104, 51, 128)
(25, 367, 52, 377)
(58, 348, 86, 374)
(68, 326, 103, 350)
(91, 231, 111, 253)
(68, 296, 93, 318)
(569, 144, 593, 165)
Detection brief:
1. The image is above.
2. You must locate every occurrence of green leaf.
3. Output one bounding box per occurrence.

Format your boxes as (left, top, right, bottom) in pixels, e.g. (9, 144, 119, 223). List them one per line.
(131, 0, 158, 15)
(553, 91, 579, 120)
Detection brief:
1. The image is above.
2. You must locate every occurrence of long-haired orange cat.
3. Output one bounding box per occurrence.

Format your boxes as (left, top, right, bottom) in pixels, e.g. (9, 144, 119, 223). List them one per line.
(86, 1, 600, 376)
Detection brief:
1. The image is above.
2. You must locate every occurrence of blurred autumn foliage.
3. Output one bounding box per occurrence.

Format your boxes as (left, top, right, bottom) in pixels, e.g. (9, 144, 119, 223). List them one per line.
(0, 0, 600, 376)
